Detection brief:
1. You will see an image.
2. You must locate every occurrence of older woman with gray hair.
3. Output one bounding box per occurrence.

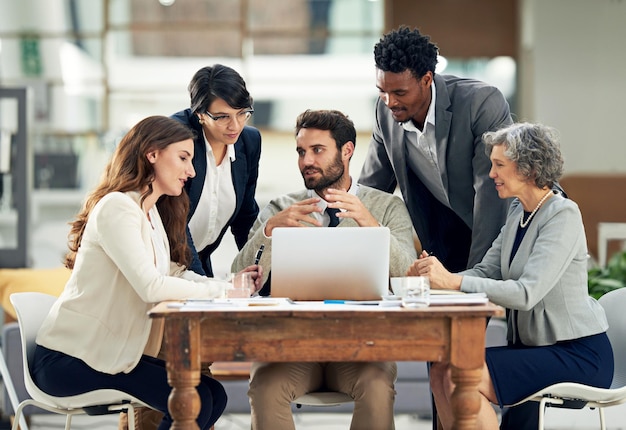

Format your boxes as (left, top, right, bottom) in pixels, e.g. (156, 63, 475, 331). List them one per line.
(407, 122, 614, 429)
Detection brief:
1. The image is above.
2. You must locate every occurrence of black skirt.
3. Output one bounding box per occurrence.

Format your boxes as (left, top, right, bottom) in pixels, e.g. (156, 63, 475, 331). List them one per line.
(486, 332, 614, 407)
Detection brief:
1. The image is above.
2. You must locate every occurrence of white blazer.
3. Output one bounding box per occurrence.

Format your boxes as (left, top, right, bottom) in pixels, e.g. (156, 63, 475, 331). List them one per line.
(36, 191, 227, 374)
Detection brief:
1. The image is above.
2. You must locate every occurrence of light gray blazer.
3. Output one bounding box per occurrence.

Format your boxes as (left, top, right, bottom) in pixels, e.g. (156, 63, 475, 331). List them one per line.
(231, 185, 417, 284)
(460, 193, 608, 346)
(359, 74, 513, 268)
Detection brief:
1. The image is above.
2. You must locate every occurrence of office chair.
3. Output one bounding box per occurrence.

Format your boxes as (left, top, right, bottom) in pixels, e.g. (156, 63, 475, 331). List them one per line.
(294, 391, 353, 409)
(9, 292, 152, 430)
(508, 287, 626, 430)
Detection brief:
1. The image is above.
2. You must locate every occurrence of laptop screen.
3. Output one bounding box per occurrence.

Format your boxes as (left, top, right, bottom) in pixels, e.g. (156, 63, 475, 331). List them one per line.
(270, 227, 390, 301)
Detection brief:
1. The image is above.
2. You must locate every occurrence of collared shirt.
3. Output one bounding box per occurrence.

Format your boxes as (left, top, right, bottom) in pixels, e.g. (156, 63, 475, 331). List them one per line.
(188, 135, 236, 251)
(402, 81, 450, 208)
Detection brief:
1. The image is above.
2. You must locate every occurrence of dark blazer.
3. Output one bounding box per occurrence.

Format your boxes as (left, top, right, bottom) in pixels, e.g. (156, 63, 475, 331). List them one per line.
(359, 74, 513, 271)
(171, 109, 261, 276)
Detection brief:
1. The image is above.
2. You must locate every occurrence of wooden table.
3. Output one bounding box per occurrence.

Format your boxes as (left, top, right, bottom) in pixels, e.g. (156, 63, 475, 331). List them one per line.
(149, 301, 503, 430)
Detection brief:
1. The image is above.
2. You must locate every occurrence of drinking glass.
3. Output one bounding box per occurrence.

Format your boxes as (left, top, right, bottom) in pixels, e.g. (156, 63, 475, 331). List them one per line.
(397, 276, 430, 308)
(227, 272, 253, 298)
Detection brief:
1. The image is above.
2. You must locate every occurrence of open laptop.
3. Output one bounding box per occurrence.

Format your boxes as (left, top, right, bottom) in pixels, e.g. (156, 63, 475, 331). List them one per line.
(271, 226, 390, 301)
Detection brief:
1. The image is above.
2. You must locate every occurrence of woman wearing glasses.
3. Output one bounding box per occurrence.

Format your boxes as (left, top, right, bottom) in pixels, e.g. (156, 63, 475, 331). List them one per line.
(169, 64, 262, 277)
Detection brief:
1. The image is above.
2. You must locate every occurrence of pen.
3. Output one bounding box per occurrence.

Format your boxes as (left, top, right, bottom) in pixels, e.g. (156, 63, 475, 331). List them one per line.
(253, 244, 265, 265)
(324, 300, 345, 304)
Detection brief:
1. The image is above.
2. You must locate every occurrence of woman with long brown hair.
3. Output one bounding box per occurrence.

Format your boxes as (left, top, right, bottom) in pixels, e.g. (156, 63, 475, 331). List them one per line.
(31, 116, 262, 430)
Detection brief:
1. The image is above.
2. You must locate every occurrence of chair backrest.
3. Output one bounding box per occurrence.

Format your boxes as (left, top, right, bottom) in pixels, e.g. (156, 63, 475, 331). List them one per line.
(486, 317, 507, 348)
(559, 174, 626, 260)
(10, 292, 59, 402)
(10, 291, 148, 415)
(598, 288, 626, 389)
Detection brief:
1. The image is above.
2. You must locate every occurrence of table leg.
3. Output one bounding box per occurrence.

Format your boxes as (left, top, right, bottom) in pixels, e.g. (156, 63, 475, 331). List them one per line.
(449, 317, 486, 429)
(450, 367, 482, 429)
(164, 318, 202, 430)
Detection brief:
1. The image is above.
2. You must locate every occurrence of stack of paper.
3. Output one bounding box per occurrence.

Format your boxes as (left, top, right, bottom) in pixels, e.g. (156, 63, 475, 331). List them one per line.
(401, 292, 488, 307)
(167, 297, 292, 310)
(428, 292, 488, 305)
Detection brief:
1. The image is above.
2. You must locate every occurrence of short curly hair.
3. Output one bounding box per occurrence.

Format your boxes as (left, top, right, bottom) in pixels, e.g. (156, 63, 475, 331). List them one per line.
(483, 123, 564, 189)
(374, 26, 439, 79)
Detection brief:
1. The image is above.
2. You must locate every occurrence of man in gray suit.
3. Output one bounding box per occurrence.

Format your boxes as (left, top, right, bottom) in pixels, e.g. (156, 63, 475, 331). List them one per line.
(359, 26, 537, 429)
(359, 26, 512, 273)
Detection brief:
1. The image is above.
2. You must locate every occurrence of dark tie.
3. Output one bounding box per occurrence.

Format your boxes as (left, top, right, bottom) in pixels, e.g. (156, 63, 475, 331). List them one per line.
(326, 207, 340, 227)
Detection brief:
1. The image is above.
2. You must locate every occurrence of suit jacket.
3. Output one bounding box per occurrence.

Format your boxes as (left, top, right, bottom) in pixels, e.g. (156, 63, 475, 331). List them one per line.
(359, 74, 513, 271)
(36, 192, 227, 374)
(231, 185, 417, 287)
(171, 109, 261, 276)
(460, 194, 608, 346)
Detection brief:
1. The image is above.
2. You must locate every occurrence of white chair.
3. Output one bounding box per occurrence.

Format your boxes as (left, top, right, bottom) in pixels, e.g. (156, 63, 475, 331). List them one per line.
(9, 292, 151, 430)
(509, 287, 626, 430)
(294, 391, 353, 409)
(293, 390, 354, 425)
(0, 340, 29, 430)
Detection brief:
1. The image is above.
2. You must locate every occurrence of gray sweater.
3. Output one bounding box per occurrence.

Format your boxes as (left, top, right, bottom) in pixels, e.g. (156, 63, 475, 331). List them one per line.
(232, 185, 417, 284)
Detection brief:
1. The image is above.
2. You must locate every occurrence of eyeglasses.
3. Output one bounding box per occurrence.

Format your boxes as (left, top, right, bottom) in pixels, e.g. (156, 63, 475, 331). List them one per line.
(205, 109, 254, 126)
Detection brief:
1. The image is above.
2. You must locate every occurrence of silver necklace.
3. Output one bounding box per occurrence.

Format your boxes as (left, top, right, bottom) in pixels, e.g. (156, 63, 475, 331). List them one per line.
(520, 189, 553, 228)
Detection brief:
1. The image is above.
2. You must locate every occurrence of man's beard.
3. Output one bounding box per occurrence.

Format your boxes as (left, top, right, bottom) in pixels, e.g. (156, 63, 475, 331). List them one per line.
(302, 154, 345, 192)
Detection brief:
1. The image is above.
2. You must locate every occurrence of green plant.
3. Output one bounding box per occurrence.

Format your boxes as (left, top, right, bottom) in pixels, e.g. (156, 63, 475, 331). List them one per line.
(588, 250, 626, 300)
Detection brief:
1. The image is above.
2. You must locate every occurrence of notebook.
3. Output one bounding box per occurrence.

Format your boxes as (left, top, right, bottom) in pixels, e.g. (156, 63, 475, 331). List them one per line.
(271, 226, 391, 301)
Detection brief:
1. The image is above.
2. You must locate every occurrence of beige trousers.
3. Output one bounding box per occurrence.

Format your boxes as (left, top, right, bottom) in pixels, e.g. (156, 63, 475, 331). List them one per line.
(248, 361, 397, 430)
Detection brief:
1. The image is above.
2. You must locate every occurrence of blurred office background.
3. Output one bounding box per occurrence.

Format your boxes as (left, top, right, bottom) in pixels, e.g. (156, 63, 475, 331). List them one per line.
(1, 0, 625, 269)
(1, 1, 626, 427)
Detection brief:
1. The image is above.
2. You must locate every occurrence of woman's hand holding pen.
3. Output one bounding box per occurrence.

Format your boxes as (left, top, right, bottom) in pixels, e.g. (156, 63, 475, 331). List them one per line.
(238, 265, 264, 294)
(406, 250, 435, 277)
(406, 250, 463, 291)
